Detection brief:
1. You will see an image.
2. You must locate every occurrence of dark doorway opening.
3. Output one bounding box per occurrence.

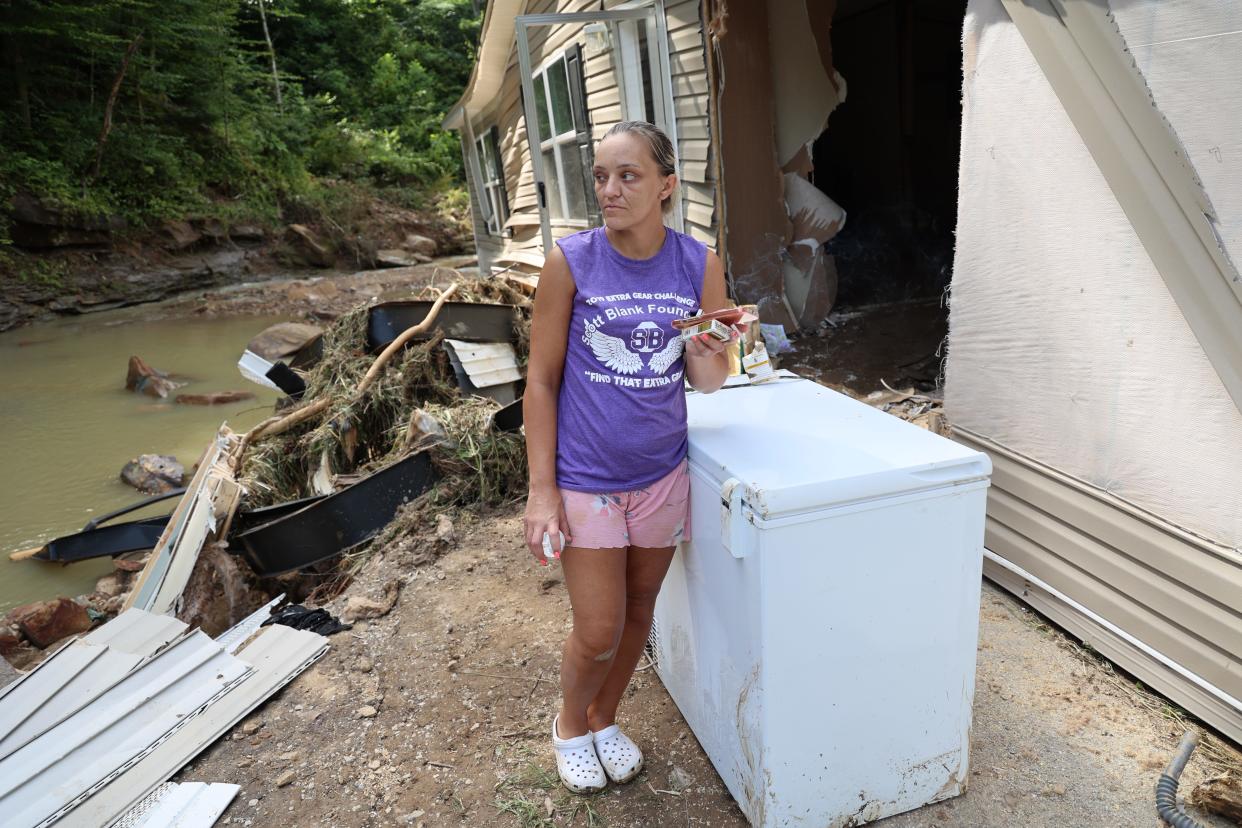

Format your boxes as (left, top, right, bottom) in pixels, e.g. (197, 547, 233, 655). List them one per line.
(814, 0, 967, 308)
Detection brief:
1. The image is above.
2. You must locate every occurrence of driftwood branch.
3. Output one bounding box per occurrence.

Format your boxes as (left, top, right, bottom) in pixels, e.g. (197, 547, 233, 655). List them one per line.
(239, 282, 459, 458)
(90, 33, 143, 180)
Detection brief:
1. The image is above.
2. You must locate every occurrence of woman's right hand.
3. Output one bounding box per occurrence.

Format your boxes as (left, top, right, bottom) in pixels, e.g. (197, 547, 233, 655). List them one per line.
(524, 486, 570, 565)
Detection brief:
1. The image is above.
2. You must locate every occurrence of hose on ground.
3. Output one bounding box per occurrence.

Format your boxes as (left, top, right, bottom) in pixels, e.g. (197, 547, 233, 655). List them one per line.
(1155, 731, 1207, 828)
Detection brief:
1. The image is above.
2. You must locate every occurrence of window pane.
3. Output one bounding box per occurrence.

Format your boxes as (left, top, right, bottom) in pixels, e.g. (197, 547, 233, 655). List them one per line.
(562, 144, 588, 220)
(534, 74, 551, 139)
(486, 134, 501, 184)
(542, 149, 563, 221)
(547, 58, 574, 136)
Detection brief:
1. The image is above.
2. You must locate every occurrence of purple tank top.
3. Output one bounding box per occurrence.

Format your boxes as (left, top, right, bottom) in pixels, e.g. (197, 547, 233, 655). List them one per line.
(555, 226, 707, 493)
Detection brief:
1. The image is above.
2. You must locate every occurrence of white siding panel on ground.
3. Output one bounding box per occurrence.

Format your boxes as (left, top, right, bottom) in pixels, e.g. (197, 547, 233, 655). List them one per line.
(60, 626, 328, 828)
(0, 632, 251, 828)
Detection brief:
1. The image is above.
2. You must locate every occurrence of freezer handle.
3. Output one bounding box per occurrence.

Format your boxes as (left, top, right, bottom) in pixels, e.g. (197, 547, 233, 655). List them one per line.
(720, 477, 750, 559)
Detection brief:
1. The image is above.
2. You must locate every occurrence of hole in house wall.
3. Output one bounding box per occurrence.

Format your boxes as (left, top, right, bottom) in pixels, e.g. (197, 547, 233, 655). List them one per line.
(814, 0, 967, 309)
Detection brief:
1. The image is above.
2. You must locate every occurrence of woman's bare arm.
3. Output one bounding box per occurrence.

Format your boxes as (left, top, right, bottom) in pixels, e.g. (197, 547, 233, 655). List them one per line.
(523, 246, 575, 562)
(684, 250, 733, 394)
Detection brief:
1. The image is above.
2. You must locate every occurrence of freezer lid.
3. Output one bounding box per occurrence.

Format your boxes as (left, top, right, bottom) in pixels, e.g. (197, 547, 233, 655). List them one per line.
(686, 378, 991, 519)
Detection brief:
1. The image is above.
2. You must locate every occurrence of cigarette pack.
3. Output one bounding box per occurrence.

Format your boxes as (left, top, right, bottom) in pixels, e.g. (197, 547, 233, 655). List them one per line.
(678, 318, 733, 342)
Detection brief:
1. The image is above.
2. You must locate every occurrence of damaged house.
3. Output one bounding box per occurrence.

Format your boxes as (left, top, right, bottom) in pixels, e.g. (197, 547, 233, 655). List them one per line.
(446, 0, 1241, 745)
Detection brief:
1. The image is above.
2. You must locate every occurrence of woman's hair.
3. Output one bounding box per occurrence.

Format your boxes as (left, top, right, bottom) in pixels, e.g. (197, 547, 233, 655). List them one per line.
(601, 120, 678, 214)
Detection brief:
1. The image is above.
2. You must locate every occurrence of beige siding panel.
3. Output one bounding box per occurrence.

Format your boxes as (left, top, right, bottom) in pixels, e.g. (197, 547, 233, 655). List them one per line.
(681, 161, 710, 184)
(674, 96, 708, 119)
(671, 73, 708, 99)
(678, 139, 710, 162)
(955, 427, 1242, 744)
(676, 119, 710, 141)
(665, 0, 702, 31)
(688, 223, 716, 248)
(686, 201, 715, 229)
(588, 86, 621, 109)
(671, 50, 706, 77)
(683, 182, 715, 208)
(670, 27, 703, 55)
(594, 104, 624, 124)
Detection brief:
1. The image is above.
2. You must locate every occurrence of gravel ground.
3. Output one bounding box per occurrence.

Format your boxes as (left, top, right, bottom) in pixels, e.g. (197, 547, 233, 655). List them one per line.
(183, 506, 1239, 827)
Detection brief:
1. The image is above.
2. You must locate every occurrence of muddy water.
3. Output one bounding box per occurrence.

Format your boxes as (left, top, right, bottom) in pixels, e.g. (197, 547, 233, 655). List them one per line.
(0, 311, 287, 612)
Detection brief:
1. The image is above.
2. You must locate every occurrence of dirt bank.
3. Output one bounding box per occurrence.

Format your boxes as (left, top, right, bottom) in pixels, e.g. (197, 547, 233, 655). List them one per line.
(184, 506, 1239, 828)
(0, 189, 471, 332)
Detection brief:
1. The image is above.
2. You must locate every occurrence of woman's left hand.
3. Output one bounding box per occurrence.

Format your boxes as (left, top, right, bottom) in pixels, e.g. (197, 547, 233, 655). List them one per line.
(684, 326, 739, 360)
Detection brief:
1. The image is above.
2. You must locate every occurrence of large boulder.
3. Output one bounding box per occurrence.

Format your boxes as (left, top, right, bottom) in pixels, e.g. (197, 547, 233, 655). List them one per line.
(8, 597, 93, 648)
(125, 355, 185, 398)
(175, 390, 256, 406)
(7, 192, 123, 249)
(159, 220, 202, 251)
(376, 249, 431, 268)
(401, 233, 438, 258)
(286, 224, 334, 268)
(246, 321, 323, 363)
(120, 454, 185, 494)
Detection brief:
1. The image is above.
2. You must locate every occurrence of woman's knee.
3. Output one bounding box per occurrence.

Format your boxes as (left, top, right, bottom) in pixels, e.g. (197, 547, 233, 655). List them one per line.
(572, 618, 624, 661)
(624, 589, 659, 626)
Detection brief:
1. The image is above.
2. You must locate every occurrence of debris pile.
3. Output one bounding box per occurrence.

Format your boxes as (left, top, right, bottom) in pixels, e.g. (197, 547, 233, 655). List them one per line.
(861, 380, 947, 435)
(237, 276, 531, 544)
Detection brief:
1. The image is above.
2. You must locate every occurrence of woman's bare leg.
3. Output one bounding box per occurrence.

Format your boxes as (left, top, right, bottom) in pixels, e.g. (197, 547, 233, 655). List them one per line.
(557, 546, 628, 738)
(586, 545, 676, 731)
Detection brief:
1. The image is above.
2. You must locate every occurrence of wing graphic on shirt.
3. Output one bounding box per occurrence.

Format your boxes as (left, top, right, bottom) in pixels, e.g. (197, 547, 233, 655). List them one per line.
(588, 329, 643, 375)
(647, 334, 684, 375)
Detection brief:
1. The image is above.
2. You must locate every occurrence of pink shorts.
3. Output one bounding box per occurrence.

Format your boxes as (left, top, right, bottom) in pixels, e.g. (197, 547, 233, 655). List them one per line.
(561, 459, 693, 550)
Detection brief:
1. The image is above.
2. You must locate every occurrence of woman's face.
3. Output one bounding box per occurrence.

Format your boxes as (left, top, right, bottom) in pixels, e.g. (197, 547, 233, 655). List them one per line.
(592, 132, 675, 231)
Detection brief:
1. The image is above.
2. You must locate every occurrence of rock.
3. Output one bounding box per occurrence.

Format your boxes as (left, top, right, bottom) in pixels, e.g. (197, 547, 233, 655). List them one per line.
(368, 759, 382, 770)
(355, 657, 373, 674)
(160, 220, 202, 251)
(280, 751, 301, 763)
(241, 720, 263, 734)
(231, 224, 266, 242)
(11, 597, 92, 649)
(275, 770, 296, 788)
(286, 224, 334, 268)
(114, 557, 147, 573)
(8, 192, 120, 249)
(375, 249, 431, 268)
(284, 280, 340, 303)
(401, 234, 438, 257)
(1043, 783, 1067, 797)
(174, 390, 256, 406)
(125, 355, 184, 398)
(669, 766, 693, 792)
(120, 454, 185, 494)
(357, 705, 379, 719)
(94, 574, 125, 598)
(246, 322, 323, 362)
(342, 580, 401, 622)
(0, 624, 23, 656)
(434, 514, 455, 546)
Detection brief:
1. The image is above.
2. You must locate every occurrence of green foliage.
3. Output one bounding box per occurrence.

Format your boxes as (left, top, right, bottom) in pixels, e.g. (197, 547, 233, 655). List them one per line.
(0, 0, 480, 233)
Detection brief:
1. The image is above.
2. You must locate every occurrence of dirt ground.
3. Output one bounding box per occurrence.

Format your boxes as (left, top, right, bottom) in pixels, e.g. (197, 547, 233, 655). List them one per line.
(185, 506, 1240, 828)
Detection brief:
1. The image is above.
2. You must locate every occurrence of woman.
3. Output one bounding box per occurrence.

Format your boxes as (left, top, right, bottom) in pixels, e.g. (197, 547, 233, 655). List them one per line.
(522, 120, 734, 793)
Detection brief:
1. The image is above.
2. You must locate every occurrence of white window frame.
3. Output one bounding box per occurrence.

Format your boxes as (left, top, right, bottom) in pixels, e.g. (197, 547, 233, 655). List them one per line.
(532, 50, 589, 229)
(474, 129, 508, 236)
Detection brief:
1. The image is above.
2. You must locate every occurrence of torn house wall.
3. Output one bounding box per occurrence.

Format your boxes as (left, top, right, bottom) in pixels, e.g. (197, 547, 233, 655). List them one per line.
(711, 0, 793, 327)
(947, 0, 1242, 742)
(713, 0, 846, 329)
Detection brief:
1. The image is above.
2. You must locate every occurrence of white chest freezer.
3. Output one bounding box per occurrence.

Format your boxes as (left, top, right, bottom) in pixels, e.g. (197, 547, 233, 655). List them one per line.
(652, 377, 991, 826)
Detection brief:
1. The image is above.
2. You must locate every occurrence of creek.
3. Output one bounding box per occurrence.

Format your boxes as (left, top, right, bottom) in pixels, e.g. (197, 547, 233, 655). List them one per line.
(0, 308, 287, 612)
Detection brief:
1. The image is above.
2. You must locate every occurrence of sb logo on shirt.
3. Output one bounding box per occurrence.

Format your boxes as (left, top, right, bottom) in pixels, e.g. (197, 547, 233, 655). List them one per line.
(629, 321, 665, 354)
